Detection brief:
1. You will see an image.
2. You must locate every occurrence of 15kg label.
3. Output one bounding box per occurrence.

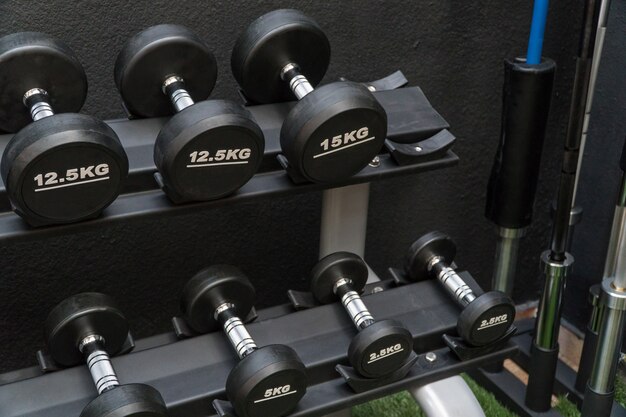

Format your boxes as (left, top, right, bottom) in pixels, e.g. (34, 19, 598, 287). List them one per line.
(33, 164, 110, 192)
(187, 148, 251, 168)
(368, 343, 405, 364)
(253, 385, 297, 404)
(314, 127, 376, 159)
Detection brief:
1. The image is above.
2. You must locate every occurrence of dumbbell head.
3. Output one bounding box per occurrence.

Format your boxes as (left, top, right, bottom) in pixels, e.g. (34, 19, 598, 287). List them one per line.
(114, 24, 217, 118)
(311, 253, 413, 378)
(0, 32, 87, 132)
(45, 293, 169, 417)
(181, 265, 256, 333)
(405, 232, 515, 345)
(226, 344, 307, 417)
(182, 267, 307, 417)
(404, 231, 456, 281)
(457, 292, 515, 346)
(280, 81, 387, 183)
(0, 33, 128, 226)
(232, 10, 387, 183)
(80, 383, 168, 417)
(116, 25, 263, 203)
(153, 99, 264, 202)
(1, 113, 128, 225)
(44, 292, 130, 367)
(347, 319, 412, 378)
(310, 251, 369, 304)
(231, 9, 330, 104)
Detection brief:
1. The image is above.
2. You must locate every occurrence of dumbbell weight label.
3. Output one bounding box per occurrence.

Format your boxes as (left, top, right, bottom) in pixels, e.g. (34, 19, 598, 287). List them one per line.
(21, 146, 123, 221)
(478, 314, 510, 330)
(33, 164, 110, 191)
(367, 343, 404, 364)
(466, 301, 516, 346)
(255, 385, 297, 403)
(315, 127, 373, 159)
(359, 333, 413, 377)
(187, 148, 252, 167)
(299, 105, 387, 183)
(168, 126, 262, 200)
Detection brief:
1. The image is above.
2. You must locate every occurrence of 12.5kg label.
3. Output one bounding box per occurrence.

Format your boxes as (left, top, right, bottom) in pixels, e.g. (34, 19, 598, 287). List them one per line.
(19, 145, 122, 222)
(32, 164, 110, 192)
(187, 148, 252, 168)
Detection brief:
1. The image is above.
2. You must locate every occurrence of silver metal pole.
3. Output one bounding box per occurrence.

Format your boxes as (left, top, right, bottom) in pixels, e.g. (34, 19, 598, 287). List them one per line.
(411, 375, 486, 417)
(572, 0, 612, 205)
(492, 227, 526, 295)
(319, 183, 370, 259)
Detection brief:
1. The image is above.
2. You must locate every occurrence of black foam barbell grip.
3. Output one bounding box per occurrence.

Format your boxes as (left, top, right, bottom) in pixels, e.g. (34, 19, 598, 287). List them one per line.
(581, 386, 614, 417)
(485, 58, 556, 229)
(525, 342, 559, 411)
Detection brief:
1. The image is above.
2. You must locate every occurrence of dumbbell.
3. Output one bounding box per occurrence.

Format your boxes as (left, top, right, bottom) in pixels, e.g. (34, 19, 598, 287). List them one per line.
(231, 9, 387, 183)
(115, 24, 264, 203)
(0, 32, 128, 226)
(44, 293, 168, 417)
(405, 231, 516, 346)
(310, 252, 413, 378)
(181, 265, 307, 417)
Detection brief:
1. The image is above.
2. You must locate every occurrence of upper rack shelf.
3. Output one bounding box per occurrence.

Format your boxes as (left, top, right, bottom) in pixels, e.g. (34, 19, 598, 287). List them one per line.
(0, 84, 457, 244)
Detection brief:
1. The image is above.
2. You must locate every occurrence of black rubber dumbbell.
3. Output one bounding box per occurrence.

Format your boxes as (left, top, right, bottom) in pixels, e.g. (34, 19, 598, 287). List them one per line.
(115, 24, 264, 203)
(405, 231, 516, 346)
(0, 32, 128, 226)
(310, 252, 413, 378)
(181, 265, 307, 417)
(44, 293, 168, 417)
(231, 9, 387, 183)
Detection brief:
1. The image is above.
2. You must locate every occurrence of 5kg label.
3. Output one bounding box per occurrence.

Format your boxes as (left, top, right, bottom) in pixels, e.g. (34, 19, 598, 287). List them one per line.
(253, 385, 297, 404)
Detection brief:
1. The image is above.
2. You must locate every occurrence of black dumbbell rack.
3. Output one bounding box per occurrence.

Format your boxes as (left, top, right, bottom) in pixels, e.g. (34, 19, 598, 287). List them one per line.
(0, 76, 517, 416)
(0, 83, 455, 244)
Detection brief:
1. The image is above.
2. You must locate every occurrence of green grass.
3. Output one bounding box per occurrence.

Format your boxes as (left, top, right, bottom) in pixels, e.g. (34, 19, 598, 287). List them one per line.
(352, 374, 626, 417)
(353, 375, 517, 417)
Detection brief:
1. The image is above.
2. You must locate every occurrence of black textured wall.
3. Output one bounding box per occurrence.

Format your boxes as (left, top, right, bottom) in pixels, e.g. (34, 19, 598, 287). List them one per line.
(0, 1, 616, 374)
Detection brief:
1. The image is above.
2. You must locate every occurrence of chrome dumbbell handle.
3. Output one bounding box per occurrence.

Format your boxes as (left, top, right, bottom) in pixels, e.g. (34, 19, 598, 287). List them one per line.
(429, 256, 477, 306)
(23, 88, 55, 121)
(280, 63, 314, 100)
(79, 334, 120, 395)
(162, 75, 195, 112)
(334, 278, 375, 330)
(215, 303, 258, 359)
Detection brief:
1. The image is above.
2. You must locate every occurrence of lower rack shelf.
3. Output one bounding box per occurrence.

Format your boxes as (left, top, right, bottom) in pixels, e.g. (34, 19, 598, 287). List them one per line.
(0, 272, 515, 417)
